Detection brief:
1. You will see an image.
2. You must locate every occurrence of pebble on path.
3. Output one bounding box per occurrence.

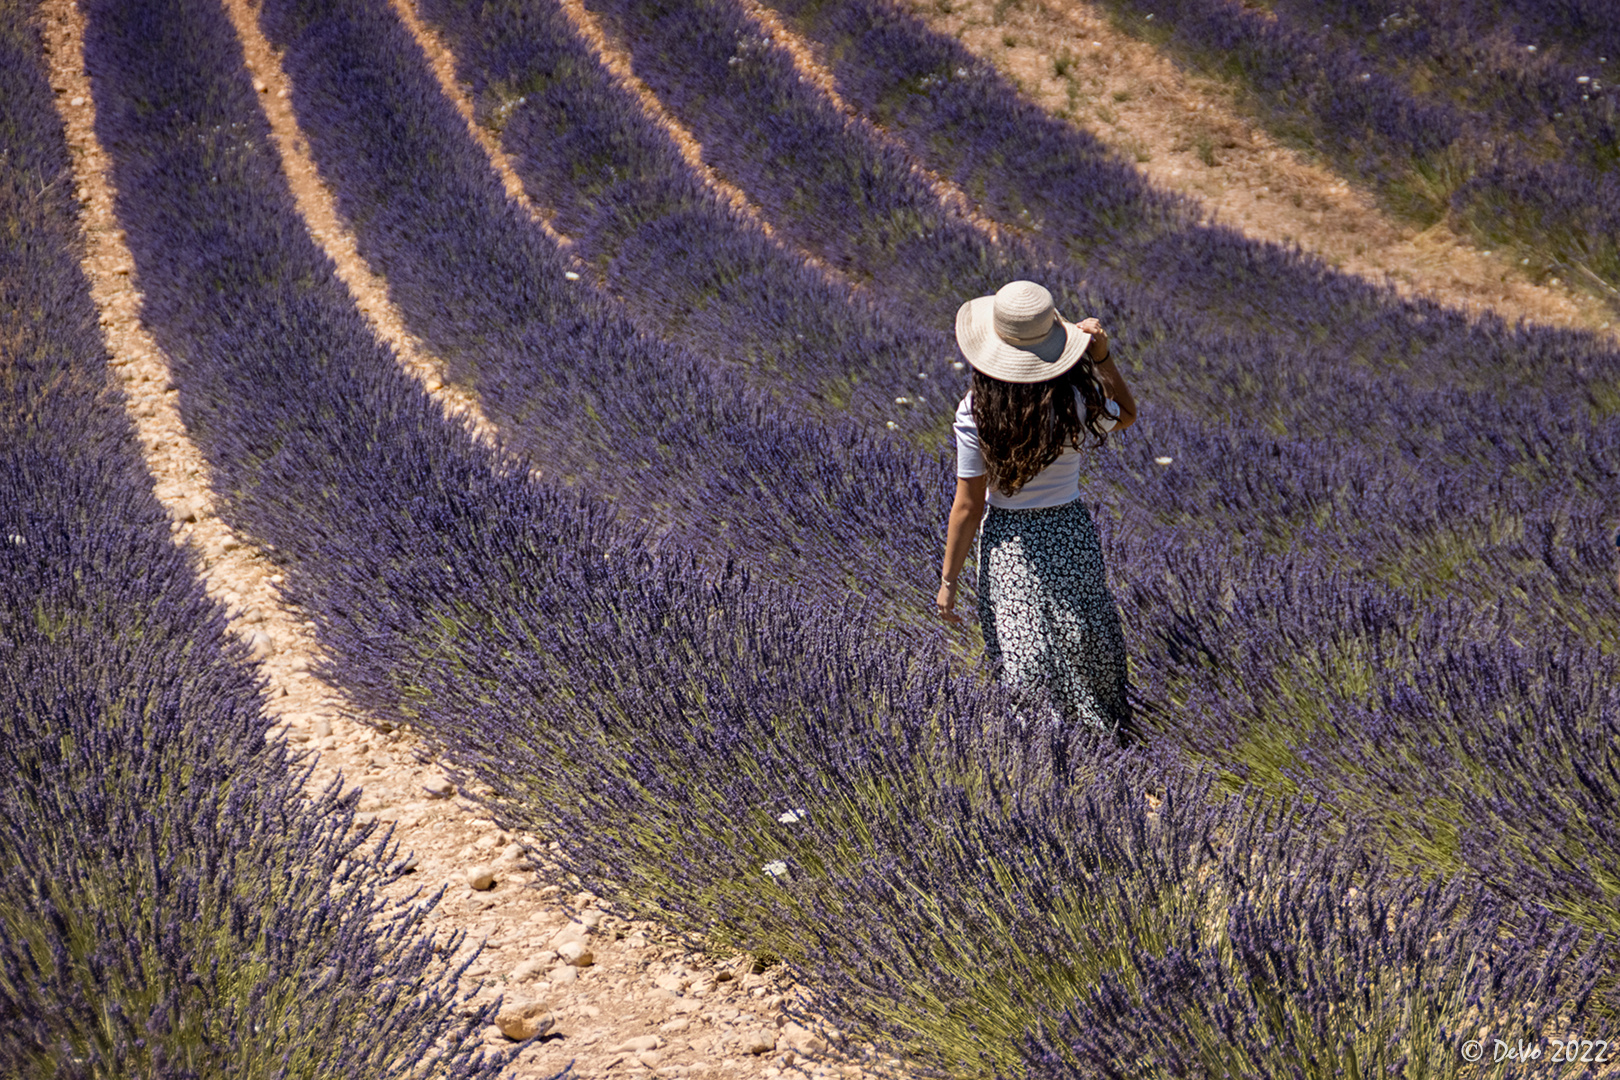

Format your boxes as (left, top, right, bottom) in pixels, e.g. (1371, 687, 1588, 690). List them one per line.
(495, 998, 554, 1041)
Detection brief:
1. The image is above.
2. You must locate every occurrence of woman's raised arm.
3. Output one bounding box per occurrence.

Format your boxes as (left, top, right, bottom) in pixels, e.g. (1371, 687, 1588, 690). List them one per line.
(1093, 355, 1137, 431)
(1078, 317, 1136, 431)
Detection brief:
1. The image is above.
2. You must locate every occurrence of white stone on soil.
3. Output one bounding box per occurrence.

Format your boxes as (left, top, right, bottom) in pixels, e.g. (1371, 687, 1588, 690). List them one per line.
(547, 921, 589, 948)
(245, 629, 275, 660)
(495, 998, 554, 1040)
(556, 940, 593, 966)
(778, 1022, 828, 1055)
(511, 956, 552, 981)
(741, 1031, 777, 1055)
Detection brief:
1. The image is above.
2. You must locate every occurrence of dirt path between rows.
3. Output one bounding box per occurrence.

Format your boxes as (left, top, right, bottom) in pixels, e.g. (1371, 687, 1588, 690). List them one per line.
(40, 0, 881, 1076)
(899, 0, 1619, 339)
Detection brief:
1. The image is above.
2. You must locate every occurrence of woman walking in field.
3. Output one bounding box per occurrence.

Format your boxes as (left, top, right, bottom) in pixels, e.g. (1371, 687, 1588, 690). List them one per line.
(937, 280, 1137, 738)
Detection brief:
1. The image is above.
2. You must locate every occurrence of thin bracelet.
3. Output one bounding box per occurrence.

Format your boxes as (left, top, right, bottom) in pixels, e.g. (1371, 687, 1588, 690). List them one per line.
(940, 575, 958, 588)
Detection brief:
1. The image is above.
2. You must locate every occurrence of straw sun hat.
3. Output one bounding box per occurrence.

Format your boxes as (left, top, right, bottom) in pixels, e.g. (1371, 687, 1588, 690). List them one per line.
(954, 280, 1092, 383)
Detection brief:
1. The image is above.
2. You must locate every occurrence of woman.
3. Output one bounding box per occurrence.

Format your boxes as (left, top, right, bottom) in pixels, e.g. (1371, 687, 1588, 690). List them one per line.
(936, 280, 1137, 738)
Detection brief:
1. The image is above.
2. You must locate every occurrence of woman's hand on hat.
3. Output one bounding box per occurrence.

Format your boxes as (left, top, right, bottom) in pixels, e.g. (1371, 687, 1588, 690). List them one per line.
(1079, 317, 1109, 361)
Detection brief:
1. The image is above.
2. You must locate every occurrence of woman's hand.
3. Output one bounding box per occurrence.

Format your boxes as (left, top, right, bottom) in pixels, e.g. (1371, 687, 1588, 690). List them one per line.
(936, 580, 962, 624)
(1078, 317, 1109, 361)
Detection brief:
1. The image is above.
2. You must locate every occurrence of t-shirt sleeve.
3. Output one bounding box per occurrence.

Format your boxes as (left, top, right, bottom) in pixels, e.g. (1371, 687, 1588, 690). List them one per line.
(1075, 386, 1120, 430)
(954, 394, 986, 479)
(1100, 397, 1121, 430)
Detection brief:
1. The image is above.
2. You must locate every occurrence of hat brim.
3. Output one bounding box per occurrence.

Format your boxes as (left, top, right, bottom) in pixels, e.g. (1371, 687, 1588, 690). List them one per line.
(955, 295, 1092, 383)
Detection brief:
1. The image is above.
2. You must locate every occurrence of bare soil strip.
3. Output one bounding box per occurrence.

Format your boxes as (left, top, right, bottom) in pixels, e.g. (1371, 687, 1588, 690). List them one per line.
(552, 0, 868, 288)
(221, 0, 496, 445)
(39, 0, 344, 759)
(729, 0, 1011, 241)
(900, 0, 1619, 338)
(554, 0, 781, 239)
(383, 0, 576, 253)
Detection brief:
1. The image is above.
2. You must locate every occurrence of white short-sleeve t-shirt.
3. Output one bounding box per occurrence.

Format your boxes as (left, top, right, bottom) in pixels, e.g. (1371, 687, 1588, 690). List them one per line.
(955, 389, 1119, 509)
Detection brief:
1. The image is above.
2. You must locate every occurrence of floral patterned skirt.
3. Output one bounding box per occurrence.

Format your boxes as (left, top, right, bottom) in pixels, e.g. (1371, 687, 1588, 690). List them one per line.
(976, 496, 1131, 735)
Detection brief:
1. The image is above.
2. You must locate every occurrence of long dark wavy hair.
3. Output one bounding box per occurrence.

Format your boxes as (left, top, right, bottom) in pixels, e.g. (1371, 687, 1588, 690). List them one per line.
(971, 360, 1113, 497)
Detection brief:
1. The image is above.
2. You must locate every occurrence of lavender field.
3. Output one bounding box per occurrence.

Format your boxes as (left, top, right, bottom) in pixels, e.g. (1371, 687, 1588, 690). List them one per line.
(4, 0, 1620, 1074)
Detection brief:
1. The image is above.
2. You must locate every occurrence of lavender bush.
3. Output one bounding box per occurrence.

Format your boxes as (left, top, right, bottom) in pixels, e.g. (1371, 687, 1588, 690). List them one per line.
(0, 4, 513, 1074)
(1021, 860, 1607, 1079)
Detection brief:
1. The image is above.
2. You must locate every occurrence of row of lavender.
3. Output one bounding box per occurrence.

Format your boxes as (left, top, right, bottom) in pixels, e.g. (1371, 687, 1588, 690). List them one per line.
(72, 0, 1617, 1075)
(1045, 0, 1620, 296)
(0, 3, 508, 1074)
(252, 0, 1620, 1067)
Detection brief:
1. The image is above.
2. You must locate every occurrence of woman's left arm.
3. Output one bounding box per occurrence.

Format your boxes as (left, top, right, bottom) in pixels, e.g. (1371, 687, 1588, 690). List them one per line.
(938, 475, 988, 624)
